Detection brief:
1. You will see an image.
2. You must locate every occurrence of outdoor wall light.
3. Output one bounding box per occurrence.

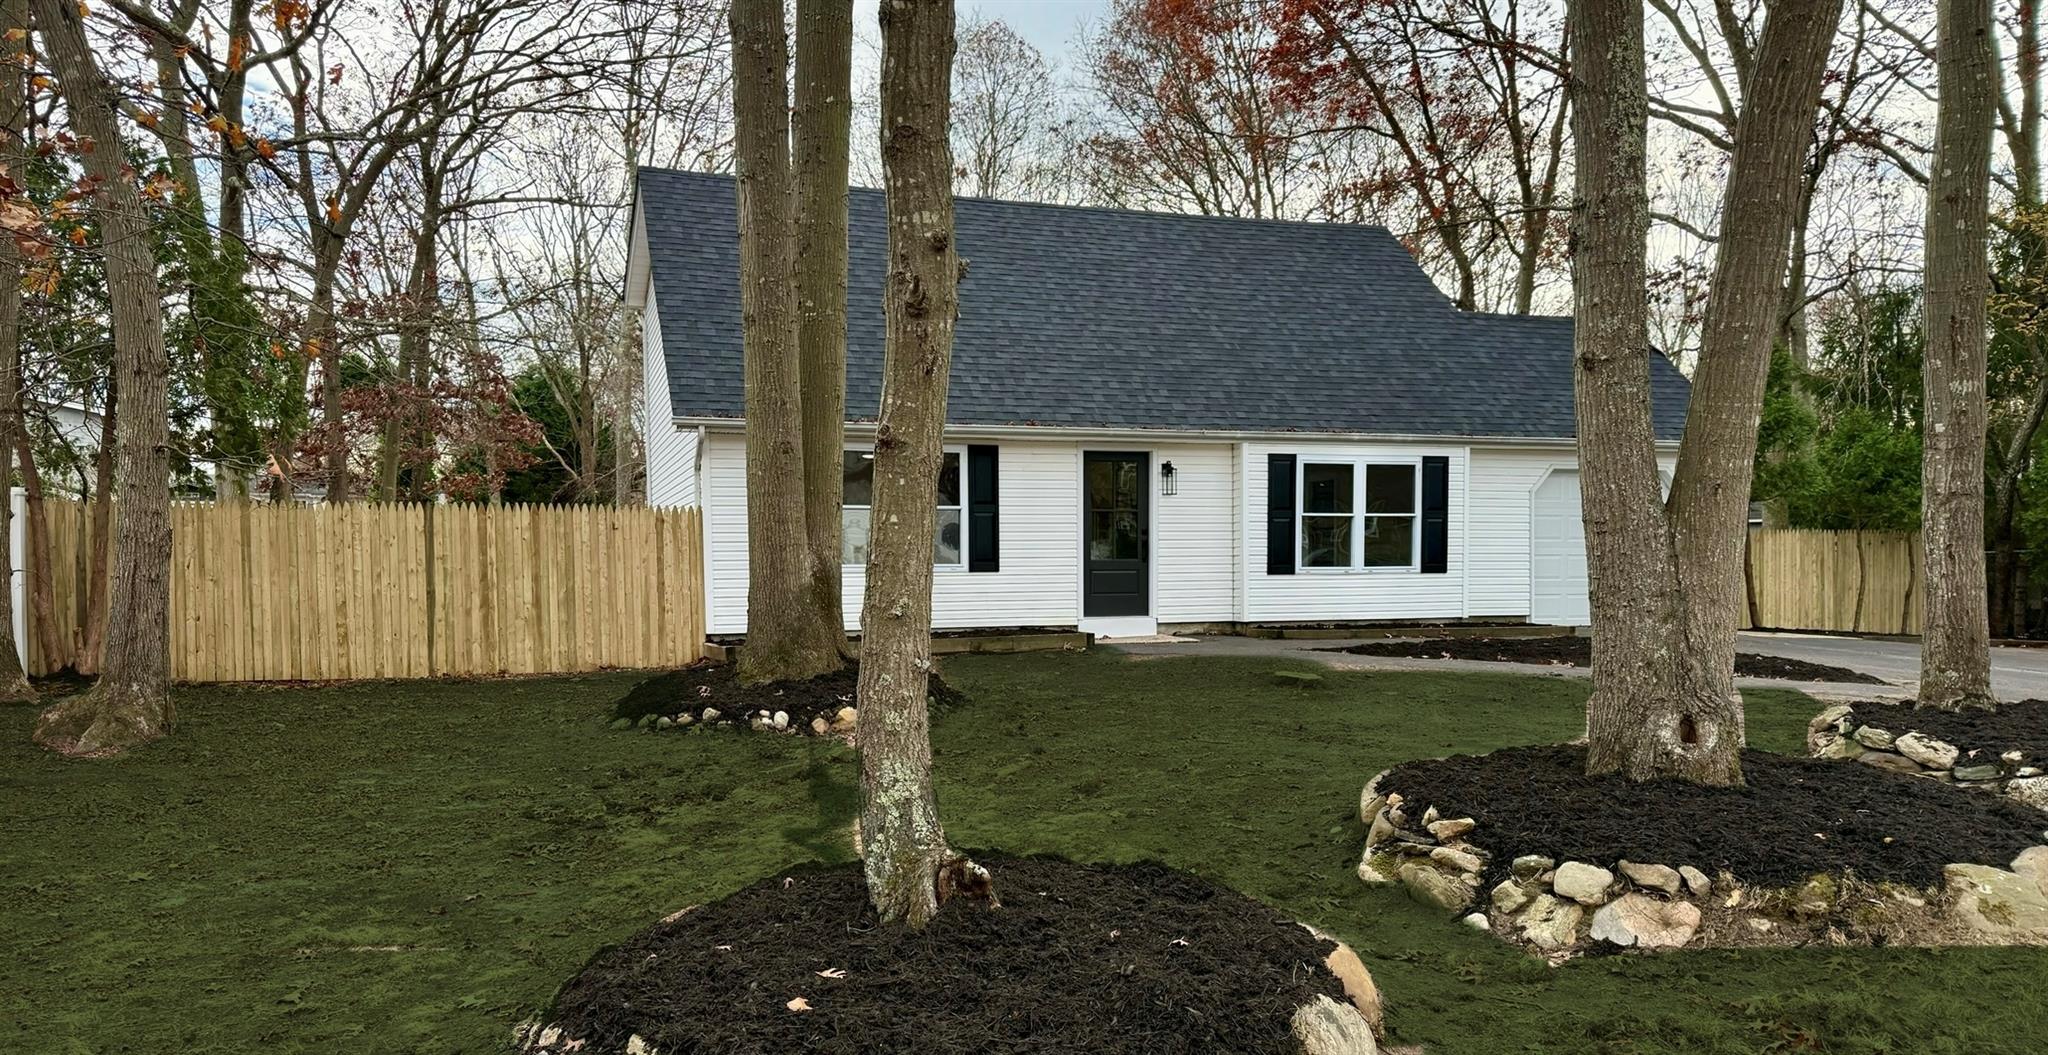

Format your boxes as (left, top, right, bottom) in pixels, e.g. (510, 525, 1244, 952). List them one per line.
(1160, 460, 1177, 496)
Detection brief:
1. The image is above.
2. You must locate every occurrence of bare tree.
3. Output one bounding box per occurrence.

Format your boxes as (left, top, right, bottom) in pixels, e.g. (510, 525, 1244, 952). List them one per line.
(795, 0, 854, 656)
(952, 16, 1065, 199)
(1573, 0, 1843, 785)
(0, 0, 37, 702)
(30, 0, 174, 755)
(731, 0, 841, 683)
(859, 0, 963, 927)
(1918, 0, 1998, 711)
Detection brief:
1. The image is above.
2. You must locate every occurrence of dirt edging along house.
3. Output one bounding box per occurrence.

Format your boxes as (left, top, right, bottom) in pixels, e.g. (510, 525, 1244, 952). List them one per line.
(627, 169, 1690, 639)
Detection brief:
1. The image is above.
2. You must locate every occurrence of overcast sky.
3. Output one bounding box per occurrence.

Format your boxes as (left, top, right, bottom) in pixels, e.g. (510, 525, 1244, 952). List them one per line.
(850, 0, 1108, 73)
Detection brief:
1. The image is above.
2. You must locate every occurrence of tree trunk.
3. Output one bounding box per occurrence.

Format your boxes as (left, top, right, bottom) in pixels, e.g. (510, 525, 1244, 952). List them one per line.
(1573, 0, 1841, 785)
(1918, 0, 1998, 711)
(31, 0, 174, 755)
(795, 0, 854, 656)
(0, 0, 36, 701)
(731, 0, 842, 684)
(860, 0, 960, 928)
(76, 377, 117, 675)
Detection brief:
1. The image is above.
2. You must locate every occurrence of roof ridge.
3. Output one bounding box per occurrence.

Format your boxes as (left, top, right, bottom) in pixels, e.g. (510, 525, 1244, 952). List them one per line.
(636, 165, 1404, 240)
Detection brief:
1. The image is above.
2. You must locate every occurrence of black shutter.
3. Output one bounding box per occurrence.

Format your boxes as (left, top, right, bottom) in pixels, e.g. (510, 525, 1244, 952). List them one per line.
(968, 444, 999, 572)
(1266, 454, 1296, 575)
(1420, 455, 1449, 574)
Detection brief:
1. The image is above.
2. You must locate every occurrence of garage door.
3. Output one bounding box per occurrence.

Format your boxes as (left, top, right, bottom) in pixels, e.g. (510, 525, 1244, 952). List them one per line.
(1531, 470, 1590, 626)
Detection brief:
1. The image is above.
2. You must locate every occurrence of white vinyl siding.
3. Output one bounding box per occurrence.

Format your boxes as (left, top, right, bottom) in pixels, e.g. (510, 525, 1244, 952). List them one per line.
(1242, 441, 1466, 623)
(704, 433, 1086, 634)
(641, 296, 699, 509)
(1464, 447, 1678, 619)
(1152, 442, 1239, 623)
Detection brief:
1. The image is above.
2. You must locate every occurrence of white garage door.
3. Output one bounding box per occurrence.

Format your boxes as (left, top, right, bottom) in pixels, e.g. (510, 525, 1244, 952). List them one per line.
(1531, 470, 1590, 626)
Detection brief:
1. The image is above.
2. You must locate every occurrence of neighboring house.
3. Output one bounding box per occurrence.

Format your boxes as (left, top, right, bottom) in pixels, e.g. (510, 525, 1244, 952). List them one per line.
(626, 169, 1690, 638)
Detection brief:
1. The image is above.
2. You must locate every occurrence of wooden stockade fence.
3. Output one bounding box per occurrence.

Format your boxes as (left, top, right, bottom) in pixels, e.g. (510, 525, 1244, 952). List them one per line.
(1743, 528, 1922, 636)
(30, 500, 704, 681)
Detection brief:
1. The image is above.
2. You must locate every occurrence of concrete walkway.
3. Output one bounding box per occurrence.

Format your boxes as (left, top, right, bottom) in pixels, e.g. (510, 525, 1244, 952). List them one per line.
(1104, 630, 2048, 701)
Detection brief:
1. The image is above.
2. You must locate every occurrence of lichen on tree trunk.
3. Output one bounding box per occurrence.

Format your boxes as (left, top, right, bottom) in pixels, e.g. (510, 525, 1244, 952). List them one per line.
(858, 0, 960, 928)
(731, 0, 846, 686)
(30, 0, 174, 756)
(1916, 0, 1998, 713)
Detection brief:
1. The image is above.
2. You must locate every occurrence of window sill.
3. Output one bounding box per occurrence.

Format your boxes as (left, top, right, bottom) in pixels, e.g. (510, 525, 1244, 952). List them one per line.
(1296, 566, 1421, 575)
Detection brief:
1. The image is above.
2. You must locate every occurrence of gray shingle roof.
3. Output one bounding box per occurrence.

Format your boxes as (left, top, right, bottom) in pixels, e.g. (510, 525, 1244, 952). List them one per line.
(638, 168, 1688, 441)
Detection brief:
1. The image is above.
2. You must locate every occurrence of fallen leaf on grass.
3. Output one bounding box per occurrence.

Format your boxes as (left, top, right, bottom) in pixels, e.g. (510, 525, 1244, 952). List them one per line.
(786, 997, 811, 1012)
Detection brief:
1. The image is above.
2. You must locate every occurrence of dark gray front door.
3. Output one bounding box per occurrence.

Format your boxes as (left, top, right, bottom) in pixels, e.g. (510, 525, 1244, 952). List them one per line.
(1083, 451, 1149, 617)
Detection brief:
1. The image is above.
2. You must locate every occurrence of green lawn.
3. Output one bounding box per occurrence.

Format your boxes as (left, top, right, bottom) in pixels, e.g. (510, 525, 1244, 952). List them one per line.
(3, 650, 2043, 1054)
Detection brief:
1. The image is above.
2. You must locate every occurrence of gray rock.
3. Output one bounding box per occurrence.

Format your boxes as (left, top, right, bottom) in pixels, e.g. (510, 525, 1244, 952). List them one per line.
(655, 716, 675, 729)
(1429, 847, 1484, 874)
(1552, 861, 1616, 905)
(810, 717, 830, 735)
(1459, 912, 1490, 931)
(1291, 994, 1380, 1055)
(1589, 893, 1701, 949)
(1852, 725, 1895, 750)
(1516, 893, 1585, 950)
(675, 713, 693, 726)
(1943, 864, 2048, 941)
(1618, 861, 1682, 895)
(1856, 751, 1923, 775)
(1678, 865, 1712, 898)
(1511, 854, 1554, 880)
(1364, 812, 1400, 850)
(1954, 763, 2003, 782)
(636, 714, 658, 729)
(1894, 731, 1959, 770)
(701, 707, 721, 722)
(2003, 750, 2027, 766)
(1491, 879, 1531, 915)
(1397, 861, 1474, 913)
(1807, 703, 1854, 734)
(1359, 769, 1391, 825)
(2006, 776, 2048, 812)
(772, 710, 790, 731)
(2013, 846, 2048, 894)
(1816, 737, 1865, 761)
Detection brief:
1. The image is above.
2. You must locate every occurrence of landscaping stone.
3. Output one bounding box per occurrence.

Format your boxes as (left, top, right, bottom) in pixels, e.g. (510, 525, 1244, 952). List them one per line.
(1359, 769, 1390, 825)
(1426, 817, 1476, 841)
(1816, 738, 1865, 761)
(2006, 776, 2048, 812)
(1429, 847, 1484, 874)
(1511, 854, 1554, 880)
(1321, 941, 1385, 1037)
(772, 711, 790, 731)
(1397, 862, 1473, 913)
(1552, 862, 1615, 905)
(1589, 894, 1701, 949)
(607, 717, 634, 730)
(1678, 865, 1712, 898)
(1852, 726, 1895, 750)
(1808, 704, 1854, 734)
(1955, 763, 2003, 782)
(701, 707, 721, 722)
(1895, 732, 1960, 770)
(1856, 751, 1923, 776)
(1356, 852, 1398, 885)
(1364, 812, 1399, 850)
(811, 717, 830, 735)
(1618, 861, 1682, 895)
(1460, 912, 1490, 931)
(1515, 893, 1584, 950)
(831, 706, 858, 732)
(1291, 995, 1379, 1055)
(1942, 864, 2048, 942)
(2013, 847, 2048, 894)
(1490, 880, 1531, 915)
(655, 716, 674, 729)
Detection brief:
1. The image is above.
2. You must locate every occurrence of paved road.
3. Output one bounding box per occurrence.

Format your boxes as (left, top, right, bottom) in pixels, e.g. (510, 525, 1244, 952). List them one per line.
(1107, 630, 2048, 701)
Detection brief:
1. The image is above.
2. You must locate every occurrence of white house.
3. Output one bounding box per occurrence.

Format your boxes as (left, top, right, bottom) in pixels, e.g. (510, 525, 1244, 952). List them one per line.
(626, 170, 1689, 639)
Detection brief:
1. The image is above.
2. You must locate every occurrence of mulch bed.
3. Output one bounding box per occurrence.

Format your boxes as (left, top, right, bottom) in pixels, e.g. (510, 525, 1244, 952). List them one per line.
(613, 661, 968, 733)
(1382, 745, 2046, 890)
(1845, 698, 2048, 762)
(535, 854, 1348, 1055)
(1323, 635, 1886, 684)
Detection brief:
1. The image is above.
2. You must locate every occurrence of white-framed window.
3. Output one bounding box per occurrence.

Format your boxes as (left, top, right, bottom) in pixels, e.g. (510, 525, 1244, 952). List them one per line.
(1298, 458, 1419, 571)
(842, 446, 966, 568)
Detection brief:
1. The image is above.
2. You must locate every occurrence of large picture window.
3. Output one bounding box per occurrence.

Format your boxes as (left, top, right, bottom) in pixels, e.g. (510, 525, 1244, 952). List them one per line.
(1298, 460, 1418, 571)
(842, 448, 964, 567)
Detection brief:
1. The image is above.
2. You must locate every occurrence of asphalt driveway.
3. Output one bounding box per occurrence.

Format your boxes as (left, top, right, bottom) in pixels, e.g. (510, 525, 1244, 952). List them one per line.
(1109, 630, 2048, 701)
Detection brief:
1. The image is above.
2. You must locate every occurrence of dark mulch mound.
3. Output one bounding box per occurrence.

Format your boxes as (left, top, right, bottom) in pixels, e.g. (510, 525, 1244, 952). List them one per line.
(1846, 698, 2048, 762)
(1323, 635, 1886, 684)
(1382, 745, 2046, 889)
(539, 854, 1348, 1055)
(612, 661, 967, 732)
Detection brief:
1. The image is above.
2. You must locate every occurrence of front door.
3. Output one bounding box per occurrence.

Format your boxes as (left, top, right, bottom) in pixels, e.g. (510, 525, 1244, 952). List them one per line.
(1083, 451, 1149, 617)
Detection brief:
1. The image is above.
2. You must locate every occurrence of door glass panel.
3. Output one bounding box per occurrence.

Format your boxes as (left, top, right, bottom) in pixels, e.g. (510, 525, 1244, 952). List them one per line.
(1087, 457, 1143, 562)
